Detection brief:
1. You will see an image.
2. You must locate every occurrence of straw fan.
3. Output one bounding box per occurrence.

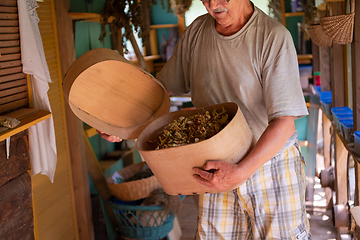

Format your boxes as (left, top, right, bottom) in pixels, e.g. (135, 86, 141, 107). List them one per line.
(320, 0, 355, 44)
(305, 23, 333, 47)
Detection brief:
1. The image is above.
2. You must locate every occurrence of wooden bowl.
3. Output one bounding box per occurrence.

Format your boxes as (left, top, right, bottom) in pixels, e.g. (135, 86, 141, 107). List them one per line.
(136, 102, 254, 195)
(63, 48, 170, 139)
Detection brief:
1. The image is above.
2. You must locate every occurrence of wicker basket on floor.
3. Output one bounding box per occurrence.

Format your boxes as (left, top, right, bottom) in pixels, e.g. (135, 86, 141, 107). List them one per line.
(106, 162, 161, 201)
(107, 198, 175, 240)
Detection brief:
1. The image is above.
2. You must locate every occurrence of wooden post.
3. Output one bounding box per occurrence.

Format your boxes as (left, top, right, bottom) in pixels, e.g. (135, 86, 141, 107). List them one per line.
(352, 0, 360, 132)
(141, 0, 152, 56)
(177, 16, 186, 36)
(54, 0, 95, 239)
(319, 47, 331, 92)
(84, 135, 118, 226)
(312, 42, 320, 73)
(129, 31, 149, 72)
(352, 0, 360, 236)
(323, 114, 333, 209)
(334, 133, 349, 238)
(355, 159, 360, 238)
(110, 23, 123, 56)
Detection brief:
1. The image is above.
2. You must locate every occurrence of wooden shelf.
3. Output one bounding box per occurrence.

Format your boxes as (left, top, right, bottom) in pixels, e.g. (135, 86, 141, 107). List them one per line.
(320, 104, 360, 164)
(84, 125, 98, 138)
(150, 24, 178, 29)
(128, 54, 161, 63)
(332, 123, 360, 164)
(0, 108, 51, 141)
(284, 12, 305, 17)
(68, 12, 114, 23)
(316, 0, 345, 11)
(298, 54, 313, 64)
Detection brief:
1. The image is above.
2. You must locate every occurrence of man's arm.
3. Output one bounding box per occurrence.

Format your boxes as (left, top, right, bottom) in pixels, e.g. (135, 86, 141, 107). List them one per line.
(192, 115, 295, 191)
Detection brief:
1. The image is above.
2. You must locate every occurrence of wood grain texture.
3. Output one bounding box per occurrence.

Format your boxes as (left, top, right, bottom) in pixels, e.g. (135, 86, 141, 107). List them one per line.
(0, 130, 29, 187)
(63, 48, 170, 139)
(0, 173, 34, 240)
(54, 0, 93, 238)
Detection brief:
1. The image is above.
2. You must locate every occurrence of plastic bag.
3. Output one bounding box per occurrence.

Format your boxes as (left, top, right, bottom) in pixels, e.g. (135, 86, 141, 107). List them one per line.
(0, 116, 20, 129)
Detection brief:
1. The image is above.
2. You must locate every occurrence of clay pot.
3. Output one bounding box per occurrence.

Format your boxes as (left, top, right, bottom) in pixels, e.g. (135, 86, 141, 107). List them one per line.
(333, 202, 351, 228)
(319, 166, 335, 191)
(62, 48, 170, 139)
(136, 102, 254, 195)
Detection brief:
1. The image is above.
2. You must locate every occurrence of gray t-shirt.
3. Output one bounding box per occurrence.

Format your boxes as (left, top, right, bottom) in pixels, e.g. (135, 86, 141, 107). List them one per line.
(157, 6, 308, 145)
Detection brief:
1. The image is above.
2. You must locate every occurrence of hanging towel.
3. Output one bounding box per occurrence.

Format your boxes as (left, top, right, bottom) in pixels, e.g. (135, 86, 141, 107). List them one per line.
(17, 0, 57, 182)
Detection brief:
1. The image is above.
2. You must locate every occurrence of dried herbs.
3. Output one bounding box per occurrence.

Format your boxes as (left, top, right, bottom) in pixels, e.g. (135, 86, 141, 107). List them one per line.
(155, 108, 229, 149)
(99, 0, 174, 53)
(126, 164, 154, 182)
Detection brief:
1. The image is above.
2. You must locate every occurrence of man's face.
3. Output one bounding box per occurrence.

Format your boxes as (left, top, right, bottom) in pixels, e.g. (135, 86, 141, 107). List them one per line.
(201, 0, 241, 27)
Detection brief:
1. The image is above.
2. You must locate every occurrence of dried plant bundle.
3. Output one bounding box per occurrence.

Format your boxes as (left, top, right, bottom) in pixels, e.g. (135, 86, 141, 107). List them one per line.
(156, 108, 229, 149)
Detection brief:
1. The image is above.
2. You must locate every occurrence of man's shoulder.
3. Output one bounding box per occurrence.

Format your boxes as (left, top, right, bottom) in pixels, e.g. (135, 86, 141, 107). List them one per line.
(186, 13, 210, 30)
(255, 9, 288, 33)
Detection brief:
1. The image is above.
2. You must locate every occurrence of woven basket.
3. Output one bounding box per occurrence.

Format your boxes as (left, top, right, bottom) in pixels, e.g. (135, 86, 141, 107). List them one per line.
(305, 23, 333, 47)
(320, 0, 355, 44)
(106, 162, 162, 201)
(107, 198, 175, 240)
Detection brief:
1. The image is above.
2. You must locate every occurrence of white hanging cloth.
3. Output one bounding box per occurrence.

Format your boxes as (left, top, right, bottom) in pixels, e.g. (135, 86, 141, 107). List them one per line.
(17, 0, 57, 182)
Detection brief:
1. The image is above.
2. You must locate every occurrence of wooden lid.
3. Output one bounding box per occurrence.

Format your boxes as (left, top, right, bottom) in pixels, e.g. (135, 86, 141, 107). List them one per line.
(63, 48, 170, 139)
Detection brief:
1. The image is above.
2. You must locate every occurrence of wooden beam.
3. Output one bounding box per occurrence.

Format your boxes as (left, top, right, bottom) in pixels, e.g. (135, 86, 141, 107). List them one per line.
(334, 132, 349, 238)
(352, 0, 360, 235)
(54, 0, 94, 239)
(355, 160, 360, 237)
(330, 2, 346, 107)
(84, 135, 118, 227)
(320, 46, 331, 92)
(0, 130, 29, 187)
(322, 114, 333, 209)
(0, 173, 33, 239)
(177, 16, 185, 36)
(0, 109, 51, 141)
(330, 42, 345, 107)
(352, 0, 360, 132)
(141, 0, 152, 56)
(312, 42, 320, 73)
(335, 133, 348, 204)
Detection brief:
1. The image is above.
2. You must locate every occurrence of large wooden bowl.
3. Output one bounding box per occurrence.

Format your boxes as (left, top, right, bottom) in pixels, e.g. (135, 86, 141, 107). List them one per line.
(63, 48, 170, 139)
(136, 102, 254, 195)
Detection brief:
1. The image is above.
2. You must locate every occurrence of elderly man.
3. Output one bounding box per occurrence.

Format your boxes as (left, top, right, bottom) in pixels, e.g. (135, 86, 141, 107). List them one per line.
(100, 0, 310, 238)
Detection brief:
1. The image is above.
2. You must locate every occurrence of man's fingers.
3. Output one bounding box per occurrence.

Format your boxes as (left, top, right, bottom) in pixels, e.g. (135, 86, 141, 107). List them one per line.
(193, 167, 214, 181)
(96, 129, 123, 142)
(203, 160, 220, 171)
(193, 174, 213, 188)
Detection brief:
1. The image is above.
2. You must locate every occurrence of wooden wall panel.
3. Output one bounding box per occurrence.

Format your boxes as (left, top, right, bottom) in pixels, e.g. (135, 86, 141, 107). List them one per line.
(352, 0, 360, 132)
(0, 130, 29, 187)
(0, 0, 29, 113)
(0, 0, 28, 115)
(31, 0, 79, 239)
(0, 172, 34, 240)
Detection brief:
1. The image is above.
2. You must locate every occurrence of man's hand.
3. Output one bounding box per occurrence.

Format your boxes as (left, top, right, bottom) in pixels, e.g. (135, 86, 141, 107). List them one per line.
(96, 130, 123, 142)
(193, 160, 248, 192)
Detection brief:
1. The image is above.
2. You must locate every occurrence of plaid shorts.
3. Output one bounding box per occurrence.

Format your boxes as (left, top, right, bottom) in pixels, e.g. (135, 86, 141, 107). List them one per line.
(196, 142, 311, 240)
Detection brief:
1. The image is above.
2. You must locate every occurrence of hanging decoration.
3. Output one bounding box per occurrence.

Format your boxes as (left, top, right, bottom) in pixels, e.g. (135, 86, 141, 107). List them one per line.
(170, 0, 193, 17)
(268, 0, 282, 23)
(320, 0, 355, 44)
